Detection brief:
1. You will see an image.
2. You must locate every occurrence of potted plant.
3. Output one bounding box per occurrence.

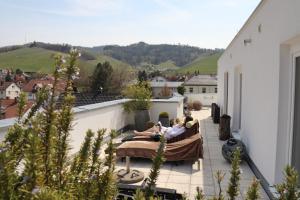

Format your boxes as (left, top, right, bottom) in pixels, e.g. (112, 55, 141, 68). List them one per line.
(123, 82, 152, 131)
(158, 112, 170, 127)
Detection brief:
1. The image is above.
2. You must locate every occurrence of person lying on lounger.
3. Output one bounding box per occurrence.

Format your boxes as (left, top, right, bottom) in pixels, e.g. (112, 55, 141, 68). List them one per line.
(133, 116, 194, 140)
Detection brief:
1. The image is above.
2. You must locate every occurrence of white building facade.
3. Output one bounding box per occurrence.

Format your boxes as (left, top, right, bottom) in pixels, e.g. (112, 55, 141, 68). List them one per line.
(184, 75, 217, 106)
(217, 0, 300, 195)
(0, 82, 21, 99)
(150, 81, 183, 98)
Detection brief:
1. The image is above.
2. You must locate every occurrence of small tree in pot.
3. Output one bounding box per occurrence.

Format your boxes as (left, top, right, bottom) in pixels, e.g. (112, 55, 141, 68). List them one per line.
(158, 112, 170, 127)
(123, 82, 152, 131)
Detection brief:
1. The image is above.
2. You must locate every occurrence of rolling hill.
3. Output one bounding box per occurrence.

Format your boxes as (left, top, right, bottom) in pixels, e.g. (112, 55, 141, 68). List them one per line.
(0, 42, 223, 75)
(176, 53, 222, 74)
(0, 47, 132, 74)
(97, 42, 222, 67)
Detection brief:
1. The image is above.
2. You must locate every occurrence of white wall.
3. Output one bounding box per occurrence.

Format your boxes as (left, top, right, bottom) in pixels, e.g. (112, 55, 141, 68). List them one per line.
(218, 0, 300, 185)
(185, 93, 217, 106)
(152, 87, 177, 98)
(150, 97, 184, 123)
(0, 97, 184, 155)
(6, 83, 21, 99)
(185, 85, 217, 94)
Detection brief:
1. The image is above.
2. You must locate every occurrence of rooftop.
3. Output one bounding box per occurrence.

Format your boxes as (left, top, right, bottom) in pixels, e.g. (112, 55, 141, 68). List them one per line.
(115, 109, 269, 199)
(184, 75, 217, 86)
(150, 81, 184, 88)
(68, 92, 123, 107)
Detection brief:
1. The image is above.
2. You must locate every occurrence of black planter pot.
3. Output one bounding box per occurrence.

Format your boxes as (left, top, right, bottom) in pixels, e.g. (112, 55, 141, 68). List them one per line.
(159, 117, 170, 127)
(213, 105, 220, 124)
(211, 103, 216, 118)
(134, 110, 150, 131)
(222, 138, 247, 162)
(219, 115, 231, 141)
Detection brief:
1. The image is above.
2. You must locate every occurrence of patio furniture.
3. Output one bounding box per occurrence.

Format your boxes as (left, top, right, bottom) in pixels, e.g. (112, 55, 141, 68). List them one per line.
(121, 119, 200, 144)
(117, 156, 145, 184)
(117, 182, 183, 199)
(116, 133, 203, 169)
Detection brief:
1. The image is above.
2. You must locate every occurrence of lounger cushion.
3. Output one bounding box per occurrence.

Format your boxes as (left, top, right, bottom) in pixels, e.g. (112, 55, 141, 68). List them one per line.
(117, 141, 160, 159)
(116, 134, 203, 161)
(185, 119, 199, 129)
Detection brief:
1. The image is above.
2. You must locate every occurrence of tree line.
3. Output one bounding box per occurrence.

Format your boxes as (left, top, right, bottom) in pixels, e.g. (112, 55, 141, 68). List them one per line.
(102, 42, 223, 67)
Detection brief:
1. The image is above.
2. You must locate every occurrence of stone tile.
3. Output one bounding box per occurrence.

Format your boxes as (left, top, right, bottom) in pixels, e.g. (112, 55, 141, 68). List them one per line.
(165, 183, 190, 195)
(157, 174, 169, 183)
(190, 184, 216, 196)
(191, 174, 214, 186)
(167, 175, 191, 184)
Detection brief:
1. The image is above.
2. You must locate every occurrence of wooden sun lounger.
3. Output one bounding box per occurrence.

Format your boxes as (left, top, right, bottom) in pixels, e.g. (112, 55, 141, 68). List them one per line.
(116, 133, 203, 168)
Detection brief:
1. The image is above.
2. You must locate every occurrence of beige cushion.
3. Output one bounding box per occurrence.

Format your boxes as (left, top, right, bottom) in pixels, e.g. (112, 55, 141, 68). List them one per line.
(185, 119, 198, 128)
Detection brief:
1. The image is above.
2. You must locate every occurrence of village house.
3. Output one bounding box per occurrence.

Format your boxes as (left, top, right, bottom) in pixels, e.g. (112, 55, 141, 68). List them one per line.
(149, 81, 183, 98)
(22, 79, 66, 100)
(183, 75, 217, 106)
(0, 82, 21, 99)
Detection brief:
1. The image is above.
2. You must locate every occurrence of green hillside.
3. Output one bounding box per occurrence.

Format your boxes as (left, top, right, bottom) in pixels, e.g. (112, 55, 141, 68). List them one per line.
(0, 47, 58, 73)
(157, 60, 179, 70)
(176, 53, 222, 74)
(0, 47, 132, 74)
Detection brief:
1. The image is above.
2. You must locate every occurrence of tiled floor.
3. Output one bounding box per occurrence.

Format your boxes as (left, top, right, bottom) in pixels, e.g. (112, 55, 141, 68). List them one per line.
(116, 108, 270, 199)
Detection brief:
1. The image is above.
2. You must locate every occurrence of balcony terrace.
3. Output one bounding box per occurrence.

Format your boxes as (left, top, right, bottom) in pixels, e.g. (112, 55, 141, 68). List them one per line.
(0, 97, 270, 199)
(115, 108, 270, 199)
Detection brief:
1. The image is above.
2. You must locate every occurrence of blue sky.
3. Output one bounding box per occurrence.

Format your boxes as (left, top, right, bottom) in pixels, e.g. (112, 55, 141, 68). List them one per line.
(0, 0, 260, 48)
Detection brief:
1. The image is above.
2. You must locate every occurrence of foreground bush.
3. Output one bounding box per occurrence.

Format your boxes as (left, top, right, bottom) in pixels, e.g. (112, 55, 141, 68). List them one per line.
(0, 50, 118, 199)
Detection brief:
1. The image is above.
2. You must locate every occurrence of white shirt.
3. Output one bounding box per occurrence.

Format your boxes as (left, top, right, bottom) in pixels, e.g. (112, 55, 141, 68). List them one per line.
(161, 124, 185, 139)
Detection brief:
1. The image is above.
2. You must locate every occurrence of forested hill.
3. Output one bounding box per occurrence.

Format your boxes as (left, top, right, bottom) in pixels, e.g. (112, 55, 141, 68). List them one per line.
(0, 42, 223, 74)
(90, 42, 223, 67)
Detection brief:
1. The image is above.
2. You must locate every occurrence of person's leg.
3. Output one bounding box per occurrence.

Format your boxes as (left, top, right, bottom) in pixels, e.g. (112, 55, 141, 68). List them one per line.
(134, 125, 158, 135)
(134, 131, 155, 136)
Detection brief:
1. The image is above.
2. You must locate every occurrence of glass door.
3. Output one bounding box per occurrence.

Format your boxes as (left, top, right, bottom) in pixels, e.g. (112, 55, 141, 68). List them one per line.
(292, 56, 300, 182)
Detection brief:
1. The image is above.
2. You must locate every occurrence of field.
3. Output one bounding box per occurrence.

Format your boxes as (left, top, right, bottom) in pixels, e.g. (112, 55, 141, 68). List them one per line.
(0, 47, 132, 74)
(176, 53, 222, 74)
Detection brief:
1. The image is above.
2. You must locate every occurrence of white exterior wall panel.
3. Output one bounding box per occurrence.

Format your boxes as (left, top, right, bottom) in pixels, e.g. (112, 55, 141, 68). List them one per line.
(218, 0, 300, 185)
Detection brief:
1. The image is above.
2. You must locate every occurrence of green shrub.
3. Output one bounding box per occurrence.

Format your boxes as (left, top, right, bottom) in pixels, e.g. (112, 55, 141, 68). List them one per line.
(159, 112, 169, 118)
(122, 82, 152, 112)
(177, 85, 186, 95)
(276, 166, 300, 200)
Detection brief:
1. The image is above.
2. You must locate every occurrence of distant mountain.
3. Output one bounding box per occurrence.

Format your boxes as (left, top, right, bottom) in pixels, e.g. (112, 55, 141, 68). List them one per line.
(0, 41, 223, 74)
(90, 42, 223, 67)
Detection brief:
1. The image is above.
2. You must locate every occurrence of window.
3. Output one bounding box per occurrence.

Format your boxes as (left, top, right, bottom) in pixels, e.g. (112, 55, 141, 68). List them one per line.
(215, 87, 218, 93)
(202, 87, 206, 93)
(189, 87, 193, 93)
(12, 85, 14, 89)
